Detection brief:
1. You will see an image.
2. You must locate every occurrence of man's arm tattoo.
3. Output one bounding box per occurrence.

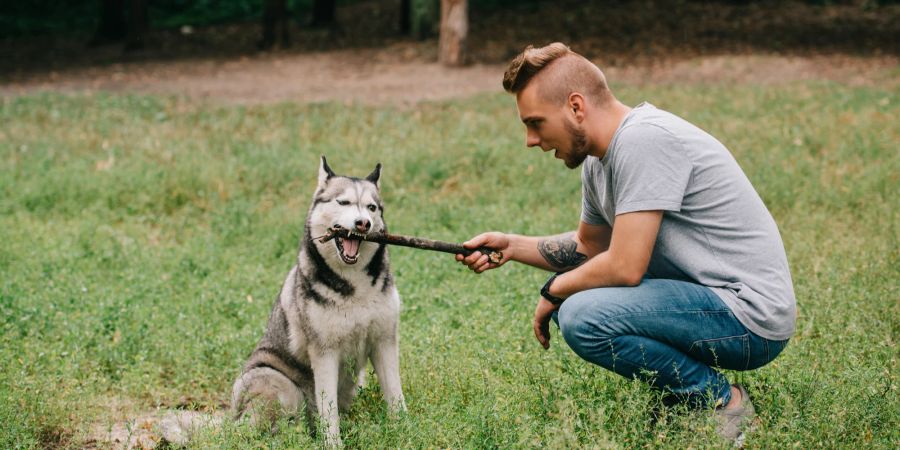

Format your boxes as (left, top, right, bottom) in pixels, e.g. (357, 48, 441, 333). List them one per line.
(538, 234, 588, 270)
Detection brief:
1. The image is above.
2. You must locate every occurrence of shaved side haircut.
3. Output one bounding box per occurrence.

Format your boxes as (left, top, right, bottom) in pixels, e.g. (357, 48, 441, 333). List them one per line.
(502, 42, 613, 106)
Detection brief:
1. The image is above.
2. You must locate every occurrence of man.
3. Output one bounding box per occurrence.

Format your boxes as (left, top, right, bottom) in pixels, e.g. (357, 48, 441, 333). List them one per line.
(456, 43, 795, 443)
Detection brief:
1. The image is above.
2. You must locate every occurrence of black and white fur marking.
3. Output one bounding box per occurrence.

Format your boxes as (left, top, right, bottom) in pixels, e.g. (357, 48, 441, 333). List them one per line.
(230, 156, 404, 446)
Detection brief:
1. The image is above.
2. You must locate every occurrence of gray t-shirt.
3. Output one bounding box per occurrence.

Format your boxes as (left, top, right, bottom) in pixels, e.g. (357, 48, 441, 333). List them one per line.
(581, 102, 796, 340)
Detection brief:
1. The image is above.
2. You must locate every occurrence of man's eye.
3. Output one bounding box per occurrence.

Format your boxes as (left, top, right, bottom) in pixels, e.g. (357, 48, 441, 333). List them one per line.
(367, 204, 377, 212)
(337, 200, 350, 206)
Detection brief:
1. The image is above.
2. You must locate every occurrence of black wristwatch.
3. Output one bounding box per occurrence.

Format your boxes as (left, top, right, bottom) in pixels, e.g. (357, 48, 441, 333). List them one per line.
(540, 273, 567, 305)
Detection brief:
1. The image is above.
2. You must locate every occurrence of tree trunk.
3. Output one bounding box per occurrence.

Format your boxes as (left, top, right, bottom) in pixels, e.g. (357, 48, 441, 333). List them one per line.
(90, 0, 127, 46)
(124, 0, 149, 51)
(438, 0, 467, 66)
(260, 0, 290, 50)
(400, 0, 411, 34)
(310, 0, 336, 28)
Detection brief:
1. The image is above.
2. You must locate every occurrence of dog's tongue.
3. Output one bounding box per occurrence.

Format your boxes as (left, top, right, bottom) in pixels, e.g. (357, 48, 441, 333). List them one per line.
(342, 238, 360, 258)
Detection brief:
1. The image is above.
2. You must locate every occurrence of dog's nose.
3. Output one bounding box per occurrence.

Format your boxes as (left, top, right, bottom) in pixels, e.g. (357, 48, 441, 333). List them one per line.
(355, 219, 371, 232)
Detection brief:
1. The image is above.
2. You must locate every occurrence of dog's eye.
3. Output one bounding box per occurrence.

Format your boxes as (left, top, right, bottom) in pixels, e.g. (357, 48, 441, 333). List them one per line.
(367, 204, 377, 212)
(337, 200, 350, 206)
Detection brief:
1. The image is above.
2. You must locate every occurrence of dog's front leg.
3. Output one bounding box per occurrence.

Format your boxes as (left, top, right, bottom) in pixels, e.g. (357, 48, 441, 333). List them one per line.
(371, 337, 406, 414)
(311, 351, 342, 446)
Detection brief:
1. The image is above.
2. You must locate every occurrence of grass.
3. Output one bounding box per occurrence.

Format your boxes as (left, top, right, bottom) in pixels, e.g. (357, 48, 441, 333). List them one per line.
(0, 78, 897, 448)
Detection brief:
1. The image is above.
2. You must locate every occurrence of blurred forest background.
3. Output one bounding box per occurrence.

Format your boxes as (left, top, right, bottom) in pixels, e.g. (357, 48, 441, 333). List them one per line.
(1, 0, 898, 77)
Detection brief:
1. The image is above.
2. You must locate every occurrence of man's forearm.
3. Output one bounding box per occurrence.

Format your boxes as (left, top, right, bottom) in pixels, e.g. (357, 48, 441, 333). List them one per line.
(548, 251, 641, 299)
(508, 232, 589, 272)
(545, 211, 664, 298)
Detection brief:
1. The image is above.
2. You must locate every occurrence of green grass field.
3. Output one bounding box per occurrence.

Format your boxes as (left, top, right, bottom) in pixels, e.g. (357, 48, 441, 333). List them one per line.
(1, 79, 897, 448)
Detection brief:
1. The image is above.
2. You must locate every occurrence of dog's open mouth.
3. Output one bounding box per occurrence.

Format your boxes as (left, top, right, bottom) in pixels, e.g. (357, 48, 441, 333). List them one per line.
(334, 235, 361, 264)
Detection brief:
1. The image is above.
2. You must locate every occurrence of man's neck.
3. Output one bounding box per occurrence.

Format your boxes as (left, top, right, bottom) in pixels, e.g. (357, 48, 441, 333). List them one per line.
(588, 100, 631, 159)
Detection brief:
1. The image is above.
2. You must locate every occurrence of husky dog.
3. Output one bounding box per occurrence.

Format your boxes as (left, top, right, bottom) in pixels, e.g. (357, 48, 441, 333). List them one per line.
(230, 156, 405, 445)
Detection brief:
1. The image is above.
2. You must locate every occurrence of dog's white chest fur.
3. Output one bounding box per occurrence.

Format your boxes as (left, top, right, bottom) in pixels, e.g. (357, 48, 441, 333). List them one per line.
(281, 265, 400, 359)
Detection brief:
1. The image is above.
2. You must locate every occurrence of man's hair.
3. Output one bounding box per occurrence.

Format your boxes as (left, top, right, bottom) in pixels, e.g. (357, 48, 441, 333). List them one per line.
(502, 42, 612, 106)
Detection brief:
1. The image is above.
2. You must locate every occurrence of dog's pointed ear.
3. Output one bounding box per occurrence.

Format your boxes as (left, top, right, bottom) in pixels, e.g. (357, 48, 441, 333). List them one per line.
(365, 163, 382, 189)
(318, 156, 336, 188)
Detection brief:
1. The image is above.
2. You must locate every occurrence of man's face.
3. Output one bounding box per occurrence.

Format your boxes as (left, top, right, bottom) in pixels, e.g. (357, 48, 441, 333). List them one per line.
(516, 83, 590, 169)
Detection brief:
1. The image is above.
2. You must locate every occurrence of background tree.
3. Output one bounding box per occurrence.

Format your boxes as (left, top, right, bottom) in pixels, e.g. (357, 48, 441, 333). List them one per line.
(125, 0, 148, 50)
(439, 0, 467, 66)
(259, 0, 290, 50)
(310, 0, 337, 28)
(88, 0, 147, 50)
(90, 0, 127, 46)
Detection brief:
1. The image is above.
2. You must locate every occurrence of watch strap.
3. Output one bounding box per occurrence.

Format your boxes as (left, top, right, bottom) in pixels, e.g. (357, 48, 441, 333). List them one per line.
(540, 273, 566, 305)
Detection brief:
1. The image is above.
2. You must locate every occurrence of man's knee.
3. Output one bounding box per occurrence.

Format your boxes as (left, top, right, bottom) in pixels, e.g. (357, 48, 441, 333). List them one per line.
(559, 287, 641, 345)
(558, 292, 607, 346)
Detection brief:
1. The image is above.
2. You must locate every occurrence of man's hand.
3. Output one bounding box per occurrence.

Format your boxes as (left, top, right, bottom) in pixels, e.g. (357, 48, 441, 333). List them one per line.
(533, 296, 560, 349)
(455, 232, 511, 273)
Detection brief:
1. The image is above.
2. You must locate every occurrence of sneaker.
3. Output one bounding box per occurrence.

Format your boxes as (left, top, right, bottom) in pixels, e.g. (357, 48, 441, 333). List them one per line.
(715, 384, 757, 447)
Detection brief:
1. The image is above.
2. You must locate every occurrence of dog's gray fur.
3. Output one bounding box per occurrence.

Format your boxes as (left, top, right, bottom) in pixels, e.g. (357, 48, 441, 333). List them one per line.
(161, 157, 404, 447)
(232, 156, 405, 445)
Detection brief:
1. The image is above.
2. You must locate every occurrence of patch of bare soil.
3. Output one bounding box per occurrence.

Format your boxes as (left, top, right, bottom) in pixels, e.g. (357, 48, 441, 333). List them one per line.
(85, 411, 226, 449)
(0, 0, 897, 105)
(1, 45, 895, 106)
(85, 412, 163, 450)
(71, 395, 228, 449)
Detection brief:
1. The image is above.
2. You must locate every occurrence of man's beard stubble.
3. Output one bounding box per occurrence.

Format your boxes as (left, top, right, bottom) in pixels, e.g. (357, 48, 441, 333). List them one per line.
(563, 118, 589, 169)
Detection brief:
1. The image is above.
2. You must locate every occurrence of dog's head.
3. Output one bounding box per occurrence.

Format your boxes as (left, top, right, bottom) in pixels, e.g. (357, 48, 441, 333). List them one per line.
(308, 156, 385, 266)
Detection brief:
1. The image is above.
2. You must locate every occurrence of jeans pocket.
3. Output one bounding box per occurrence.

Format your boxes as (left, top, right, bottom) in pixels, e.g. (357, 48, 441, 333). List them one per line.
(688, 334, 750, 370)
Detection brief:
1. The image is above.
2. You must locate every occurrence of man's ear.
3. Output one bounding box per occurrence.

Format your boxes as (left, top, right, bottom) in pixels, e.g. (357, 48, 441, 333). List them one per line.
(568, 93, 586, 122)
(365, 163, 382, 189)
(318, 155, 336, 188)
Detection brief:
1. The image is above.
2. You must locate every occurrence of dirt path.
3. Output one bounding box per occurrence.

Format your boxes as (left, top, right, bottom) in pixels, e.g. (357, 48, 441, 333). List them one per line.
(2, 44, 895, 106)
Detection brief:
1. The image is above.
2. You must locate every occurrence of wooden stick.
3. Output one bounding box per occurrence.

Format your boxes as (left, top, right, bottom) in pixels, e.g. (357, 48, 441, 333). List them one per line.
(318, 228, 503, 264)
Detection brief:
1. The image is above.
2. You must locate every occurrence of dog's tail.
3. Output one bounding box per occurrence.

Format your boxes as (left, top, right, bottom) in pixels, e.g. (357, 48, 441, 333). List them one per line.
(158, 410, 223, 446)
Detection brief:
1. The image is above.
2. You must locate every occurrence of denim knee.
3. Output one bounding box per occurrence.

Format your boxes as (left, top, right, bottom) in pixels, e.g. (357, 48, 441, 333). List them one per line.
(558, 292, 609, 352)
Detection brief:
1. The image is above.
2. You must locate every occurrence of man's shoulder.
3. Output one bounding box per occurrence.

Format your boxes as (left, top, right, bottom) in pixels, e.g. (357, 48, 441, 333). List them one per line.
(611, 117, 683, 158)
(618, 105, 682, 137)
(611, 104, 708, 159)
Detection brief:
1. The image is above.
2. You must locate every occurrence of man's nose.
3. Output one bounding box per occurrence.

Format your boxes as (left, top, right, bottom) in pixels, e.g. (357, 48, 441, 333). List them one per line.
(526, 130, 540, 147)
(355, 218, 371, 232)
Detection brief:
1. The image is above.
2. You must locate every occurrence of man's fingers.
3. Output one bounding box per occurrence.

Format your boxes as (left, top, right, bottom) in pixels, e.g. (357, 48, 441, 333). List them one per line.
(463, 234, 489, 249)
(475, 262, 498, 273)
(533, 320, 549, 349)
(462, 251, 483, 266)
(472, 262, 490, 273)
(539, 319, 550, 349)
(459, 232, 507, 273)
(533, 297, 555, 349)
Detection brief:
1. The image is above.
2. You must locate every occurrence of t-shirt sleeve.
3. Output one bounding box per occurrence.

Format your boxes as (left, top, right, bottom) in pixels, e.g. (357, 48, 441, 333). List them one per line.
(612, 123, 692, 215)
(580, 162, 608, 225)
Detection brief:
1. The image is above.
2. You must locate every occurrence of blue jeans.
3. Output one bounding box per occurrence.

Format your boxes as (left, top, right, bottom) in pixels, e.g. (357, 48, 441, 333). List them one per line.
(552, 278, 789, 408)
